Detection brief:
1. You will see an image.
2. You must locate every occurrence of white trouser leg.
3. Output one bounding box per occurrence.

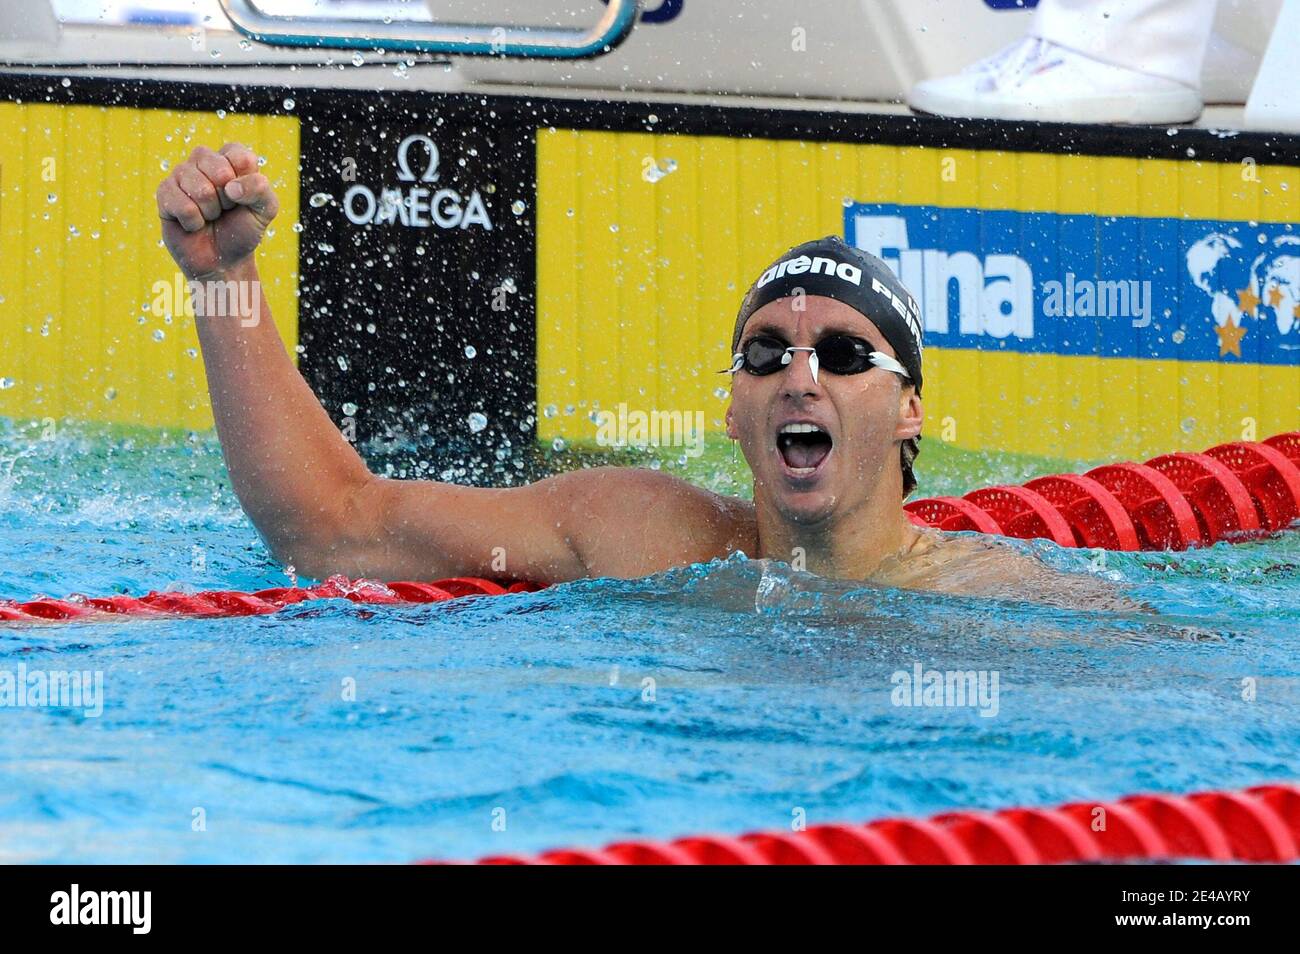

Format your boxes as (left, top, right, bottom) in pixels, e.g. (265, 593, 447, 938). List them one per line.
(1030, 0, 1217, 89)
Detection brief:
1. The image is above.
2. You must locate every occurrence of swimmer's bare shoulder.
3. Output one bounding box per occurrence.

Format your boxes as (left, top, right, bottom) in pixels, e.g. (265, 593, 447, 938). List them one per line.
(884, 527, 1155, 613)
(326, 463, 755, 584)
(542, 465, 758, 579)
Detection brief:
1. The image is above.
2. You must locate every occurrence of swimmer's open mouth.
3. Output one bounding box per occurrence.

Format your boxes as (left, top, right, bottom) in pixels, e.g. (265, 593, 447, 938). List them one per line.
(776, 422, 833, 478)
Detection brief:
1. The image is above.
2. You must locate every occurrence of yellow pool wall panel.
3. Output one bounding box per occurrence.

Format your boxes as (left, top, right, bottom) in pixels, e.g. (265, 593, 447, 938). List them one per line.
(0, 102, 300, 431)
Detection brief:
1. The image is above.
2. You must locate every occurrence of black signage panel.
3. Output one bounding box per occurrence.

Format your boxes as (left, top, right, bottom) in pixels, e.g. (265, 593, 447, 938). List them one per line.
(296, 96, 537, 481)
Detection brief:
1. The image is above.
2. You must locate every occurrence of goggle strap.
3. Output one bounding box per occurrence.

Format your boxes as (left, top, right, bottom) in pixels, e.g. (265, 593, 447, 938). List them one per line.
(868, 351, 911, 379)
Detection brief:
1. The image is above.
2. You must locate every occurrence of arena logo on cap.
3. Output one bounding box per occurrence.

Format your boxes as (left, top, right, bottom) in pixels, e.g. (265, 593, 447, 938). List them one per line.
(756, 254, 862, 290)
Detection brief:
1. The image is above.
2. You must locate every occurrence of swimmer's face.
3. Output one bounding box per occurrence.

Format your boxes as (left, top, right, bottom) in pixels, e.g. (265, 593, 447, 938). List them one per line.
(725, 296, 922, 526)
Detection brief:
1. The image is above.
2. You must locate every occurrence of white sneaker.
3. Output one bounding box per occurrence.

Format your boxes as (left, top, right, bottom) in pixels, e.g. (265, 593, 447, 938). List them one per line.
(907, 37, 1203, 125)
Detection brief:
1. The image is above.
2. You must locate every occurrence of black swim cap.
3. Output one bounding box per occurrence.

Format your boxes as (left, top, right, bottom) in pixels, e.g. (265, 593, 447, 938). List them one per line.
(731, 235, 925, 496)
(732, 235, 924, 394)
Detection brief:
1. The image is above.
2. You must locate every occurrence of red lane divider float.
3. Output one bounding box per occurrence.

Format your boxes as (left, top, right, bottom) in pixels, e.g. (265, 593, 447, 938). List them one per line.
(0, 575, 542, 624)
(4, 432, 1298, 624)
(906, 431, 1300, 551)
(436, 782, 1300, 865)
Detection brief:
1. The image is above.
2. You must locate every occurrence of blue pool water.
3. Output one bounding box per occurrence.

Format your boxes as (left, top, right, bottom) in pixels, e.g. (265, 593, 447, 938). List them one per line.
(2, 424, 1299, 863)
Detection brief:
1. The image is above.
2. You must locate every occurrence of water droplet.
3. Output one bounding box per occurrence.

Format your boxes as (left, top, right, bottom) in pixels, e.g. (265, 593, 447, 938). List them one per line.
(464, 345, 477, 359)
(342, 401, 358, 416)
(0, 377, 14, 390)
(152, 329, 165, 342)
(543, 404, 558, 418)
(47, 193, 57, 204)
(104, 387, 116, 400)
(61, 77, 71, 87)
(467, 412, 488, 433)
(713, 387, 730, 400)
(282, 97, 295, 111)
(336, 355, 349, 371)
(291, 222, 304, 233)
(239, 39, 252, 51)
(309, 192, 333, 208)
(511, 199, 527, 215)
(352, 51, 365, 67)
(216, 108, 227, 119)
(551, 437, 567, 452)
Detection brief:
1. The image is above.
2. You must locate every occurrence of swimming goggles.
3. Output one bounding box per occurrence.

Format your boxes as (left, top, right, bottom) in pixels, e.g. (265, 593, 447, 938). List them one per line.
(723, 334, 911, 385)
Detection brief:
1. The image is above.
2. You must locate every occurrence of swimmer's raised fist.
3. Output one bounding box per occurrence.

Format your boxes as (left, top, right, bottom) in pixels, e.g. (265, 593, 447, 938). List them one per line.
(157, 143, 279, 281)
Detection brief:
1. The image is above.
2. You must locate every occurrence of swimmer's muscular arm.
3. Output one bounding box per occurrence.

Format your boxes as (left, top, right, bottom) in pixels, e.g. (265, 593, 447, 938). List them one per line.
(159, 143, 753, 582)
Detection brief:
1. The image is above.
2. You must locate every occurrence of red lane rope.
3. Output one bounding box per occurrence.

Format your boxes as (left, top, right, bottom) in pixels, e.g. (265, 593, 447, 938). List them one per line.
(906, 431, 1300, 550)
(0, 575, 542, 624)
(435, 782, 1300, 865)
(4, 432, 1297, 624)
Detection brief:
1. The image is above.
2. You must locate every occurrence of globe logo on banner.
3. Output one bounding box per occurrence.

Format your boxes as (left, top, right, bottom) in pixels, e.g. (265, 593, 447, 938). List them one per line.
(1188, 232, 1300, 345)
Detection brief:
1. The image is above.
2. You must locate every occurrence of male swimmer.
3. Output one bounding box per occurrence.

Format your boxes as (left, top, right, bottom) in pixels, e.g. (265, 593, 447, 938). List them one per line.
(156, 143, 1144, 611)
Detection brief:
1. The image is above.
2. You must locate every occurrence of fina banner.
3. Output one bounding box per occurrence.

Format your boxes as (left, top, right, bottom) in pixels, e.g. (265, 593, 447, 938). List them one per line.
(846, 203, 1300, 365)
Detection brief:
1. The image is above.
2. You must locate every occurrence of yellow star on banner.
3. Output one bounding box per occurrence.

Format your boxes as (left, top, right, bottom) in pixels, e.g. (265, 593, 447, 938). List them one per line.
(1237, 286, 1261, 315)
(1216, 320, 1247, 357)
(1268, 285, 1285, 308)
